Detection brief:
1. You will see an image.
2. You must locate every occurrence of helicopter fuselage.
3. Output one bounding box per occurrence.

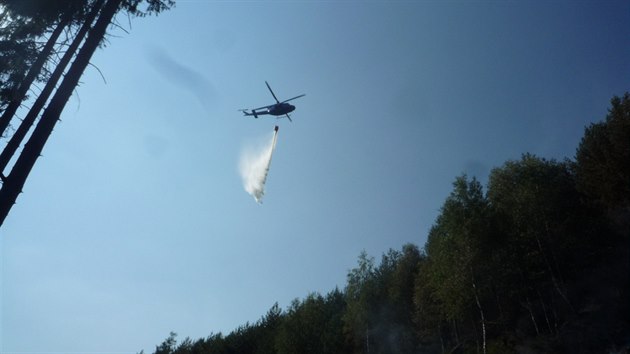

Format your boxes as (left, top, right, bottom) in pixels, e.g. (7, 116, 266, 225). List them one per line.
(247, 103, 295, 118)
(267, 103, 295, 116)
(241, 82, 304, 122)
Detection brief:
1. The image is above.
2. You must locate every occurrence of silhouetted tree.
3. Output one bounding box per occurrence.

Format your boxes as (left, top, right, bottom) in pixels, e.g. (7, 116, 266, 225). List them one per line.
(344, 247, 423, 353)
(488, 155, 593, 316)
(343, 250, 376, 353)
(575, 93, 630, 228)
(0, 0, 90, 136)
(0, 0, 121, 225)
(383, 244, 422, 353)
(154, 332, 177, 354)
(0, 8, 45, 117)
(0, 0, 105, 173)
(276, 291, 346, 354)
(413, 255, 445, 353)
(0, 0, 175, 227)
(254, 302, 284, 354)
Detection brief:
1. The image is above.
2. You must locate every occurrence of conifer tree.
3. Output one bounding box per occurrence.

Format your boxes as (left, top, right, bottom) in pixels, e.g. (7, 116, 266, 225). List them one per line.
(0, 0, 174, 226)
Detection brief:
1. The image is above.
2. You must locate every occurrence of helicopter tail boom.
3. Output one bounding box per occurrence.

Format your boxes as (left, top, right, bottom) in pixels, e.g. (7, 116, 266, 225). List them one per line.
(240, 109, 259, 118)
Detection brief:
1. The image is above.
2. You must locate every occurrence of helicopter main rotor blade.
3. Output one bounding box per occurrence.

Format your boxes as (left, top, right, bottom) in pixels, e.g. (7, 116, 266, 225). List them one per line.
(281, 94, 306, 103)
(265, 81, 280, 103)
(285, 114, 293, 122)
(250, 103, 274, 111)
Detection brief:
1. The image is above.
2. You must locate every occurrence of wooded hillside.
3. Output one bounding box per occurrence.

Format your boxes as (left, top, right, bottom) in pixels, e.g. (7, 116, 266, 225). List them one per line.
(146, 94, 630, 353)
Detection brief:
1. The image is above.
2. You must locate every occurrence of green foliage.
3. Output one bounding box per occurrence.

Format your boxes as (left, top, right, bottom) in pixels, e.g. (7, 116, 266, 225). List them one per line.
(343, 250, 375, 349)
(488, 154, 593, 276)
(413, 255, 440, 339)
(424, 176, 490, 320)
(343, 246, 422, 353)
(419, 176, 497, 352)
(575, 93, 630, 211)
(275, 290, 345, 354)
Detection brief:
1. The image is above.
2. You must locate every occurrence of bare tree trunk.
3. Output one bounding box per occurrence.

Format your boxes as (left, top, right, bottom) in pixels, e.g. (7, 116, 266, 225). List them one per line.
(0, 0, 106, 175)
(533, 212, 575, 314)
(0, 16, 70, 137)
(438, 323, 446, 354)
(470, 315, 479, 354)
(452, 318, 459, 345)
(471, 272, 487, 354)
(493, 286, 504, 321)
(522, 296, 540, 336)
(551, 295, 560, 333)
(0, 0, 123, 226)
(365, 325, 370, 354)
(534, 232, 575, 313)
(537, 290, 553, 334)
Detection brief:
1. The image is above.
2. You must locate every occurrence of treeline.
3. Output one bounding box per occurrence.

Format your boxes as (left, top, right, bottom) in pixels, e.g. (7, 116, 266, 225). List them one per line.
(147, 94, 630, 354)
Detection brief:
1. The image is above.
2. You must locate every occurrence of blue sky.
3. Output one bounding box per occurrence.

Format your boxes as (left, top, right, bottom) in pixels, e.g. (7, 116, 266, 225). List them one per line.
(1, 0, 629, 352)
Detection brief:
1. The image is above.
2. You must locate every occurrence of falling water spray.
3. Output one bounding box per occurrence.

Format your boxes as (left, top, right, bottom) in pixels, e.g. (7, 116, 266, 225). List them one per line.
(239, 126, 279, 204)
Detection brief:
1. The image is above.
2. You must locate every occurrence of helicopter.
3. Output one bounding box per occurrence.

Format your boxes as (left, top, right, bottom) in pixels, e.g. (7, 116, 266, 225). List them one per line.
(240, 81, 305, 122)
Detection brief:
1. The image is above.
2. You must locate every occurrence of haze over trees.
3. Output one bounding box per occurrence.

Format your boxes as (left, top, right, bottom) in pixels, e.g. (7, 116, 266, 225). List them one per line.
(146, 94, 629, 354)
(0, 0, 175, 226)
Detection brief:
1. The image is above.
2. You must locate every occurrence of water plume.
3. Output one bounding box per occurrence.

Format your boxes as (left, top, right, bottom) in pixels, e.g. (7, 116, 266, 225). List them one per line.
(239, 127, 279, 204)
